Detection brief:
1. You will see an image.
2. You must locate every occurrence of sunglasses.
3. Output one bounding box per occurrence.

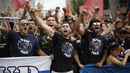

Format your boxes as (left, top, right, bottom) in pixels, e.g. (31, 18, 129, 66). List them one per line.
(20, 23, 29, 26)
(47, 19, 55, 21)
(93, 22, 101, 26)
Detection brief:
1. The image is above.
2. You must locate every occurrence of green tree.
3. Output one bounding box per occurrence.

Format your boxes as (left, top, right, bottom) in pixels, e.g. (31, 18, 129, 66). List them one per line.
(71, 0, 85, 15)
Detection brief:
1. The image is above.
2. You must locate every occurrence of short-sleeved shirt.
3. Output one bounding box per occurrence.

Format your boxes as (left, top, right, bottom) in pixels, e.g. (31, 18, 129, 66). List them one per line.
(8, 30, 40, 57)
(51, 32, 77, 72)
(80, 29, 107, 65)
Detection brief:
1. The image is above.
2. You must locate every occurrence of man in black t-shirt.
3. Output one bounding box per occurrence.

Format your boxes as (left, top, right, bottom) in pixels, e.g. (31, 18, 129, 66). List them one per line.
(76, 14, 107, 67)
(29, 8, 83, 73)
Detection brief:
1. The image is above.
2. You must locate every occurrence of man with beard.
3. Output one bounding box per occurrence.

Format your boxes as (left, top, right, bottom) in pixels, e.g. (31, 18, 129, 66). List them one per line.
(28, 7, 83, 73)
(0, 18, 46, 57)
(75, 10, 107, 67)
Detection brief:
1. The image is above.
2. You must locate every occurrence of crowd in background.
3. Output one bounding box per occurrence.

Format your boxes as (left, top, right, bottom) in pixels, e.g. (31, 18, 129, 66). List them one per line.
(0, 0, 130, 73)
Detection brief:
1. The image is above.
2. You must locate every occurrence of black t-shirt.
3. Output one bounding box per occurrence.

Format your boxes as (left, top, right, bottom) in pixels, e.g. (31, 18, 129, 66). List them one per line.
(51, 32, 77, 72)
(123, 39, 130, 50)
(80, 29, 107, 65)
(8, 30, 40, 57)
(0, 31, 10, 57)
(123, 39, 130, 62)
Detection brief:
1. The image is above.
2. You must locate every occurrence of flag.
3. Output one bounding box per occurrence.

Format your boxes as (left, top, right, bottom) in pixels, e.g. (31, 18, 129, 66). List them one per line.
(80, 64, 130, 73)
(82, 0, 104, 21)
(83, 0, 90, 8)
(0, 56, 52, 73)
(12, 0, 25, 12)
(66, 6, 70, 15)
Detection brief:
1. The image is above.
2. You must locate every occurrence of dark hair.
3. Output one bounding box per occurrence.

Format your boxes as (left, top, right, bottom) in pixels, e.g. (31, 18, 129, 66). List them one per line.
(88, 19, 102, 30)
(56, 6, 60, 9)
(109, 42, 119, 51)
(107, 42, 120, 55)
(46, 16, 55, 20)
(60, 22, 71, 28)
(29, 19, 34, 21)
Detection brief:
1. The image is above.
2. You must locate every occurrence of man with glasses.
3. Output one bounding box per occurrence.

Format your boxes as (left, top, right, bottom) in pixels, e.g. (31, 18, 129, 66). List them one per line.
(0, 18, 46, 57)
(75, 11, 107, 67)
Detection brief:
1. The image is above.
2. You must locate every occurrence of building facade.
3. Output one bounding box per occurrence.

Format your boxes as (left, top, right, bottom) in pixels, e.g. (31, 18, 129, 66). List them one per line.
(0, 0, 127, 18)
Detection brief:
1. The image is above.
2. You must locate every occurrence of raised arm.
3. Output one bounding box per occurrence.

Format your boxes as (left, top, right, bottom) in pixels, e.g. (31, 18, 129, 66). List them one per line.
(23, 0, 55, 38)
(21, 0, 30, 18)
(101, 23, 115, 36)
(75, 13, 85, 36)
(0, 20, 10, 31)
(101, 17, 121, 36)
(0, 26, 6, 31)
(75, 7, 92, 36)
(29, 9, 55, 38)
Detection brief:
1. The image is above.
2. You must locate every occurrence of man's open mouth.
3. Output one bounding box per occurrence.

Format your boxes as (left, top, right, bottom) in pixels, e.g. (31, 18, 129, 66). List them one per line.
(64, 30, 67, 33)
(29, 27, 32, 30)
(49, 25, 54, 27)
(24, 28, 27, 30)
(95, 27, 99, 29)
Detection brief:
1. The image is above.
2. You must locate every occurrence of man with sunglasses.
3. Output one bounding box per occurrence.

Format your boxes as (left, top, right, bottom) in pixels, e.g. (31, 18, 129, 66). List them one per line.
(75, 10, 107, 67)
(0, 18, 46, 57)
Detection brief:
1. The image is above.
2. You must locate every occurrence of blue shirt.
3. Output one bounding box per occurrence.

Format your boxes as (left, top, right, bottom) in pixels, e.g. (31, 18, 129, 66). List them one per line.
(8, 30, 40, 57)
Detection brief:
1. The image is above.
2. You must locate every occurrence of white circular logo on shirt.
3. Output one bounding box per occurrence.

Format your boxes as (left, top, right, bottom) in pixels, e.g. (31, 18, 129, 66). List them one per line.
(62, 42, 74, 58)
(17, 38, 32, 54)
(89, 38, 103, 55)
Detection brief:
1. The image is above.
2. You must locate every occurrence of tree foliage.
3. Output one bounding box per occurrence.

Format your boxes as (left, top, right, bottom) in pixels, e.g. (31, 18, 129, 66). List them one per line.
(71, 0, 85, 15)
